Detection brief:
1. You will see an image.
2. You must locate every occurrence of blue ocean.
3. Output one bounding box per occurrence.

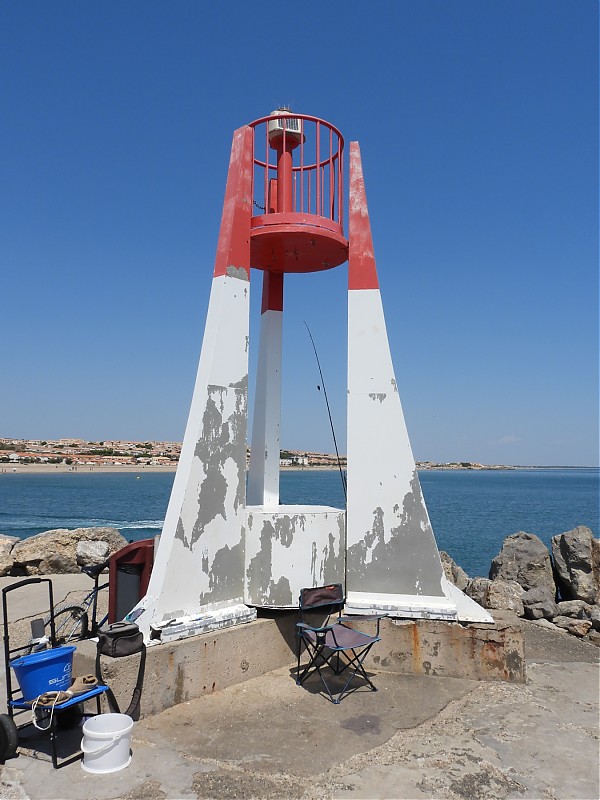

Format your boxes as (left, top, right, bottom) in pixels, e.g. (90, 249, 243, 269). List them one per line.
(0, 469, 597, 579)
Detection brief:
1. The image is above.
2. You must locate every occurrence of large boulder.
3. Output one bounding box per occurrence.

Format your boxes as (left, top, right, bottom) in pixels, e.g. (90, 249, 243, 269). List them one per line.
(10, 527, 128, 575)
(552, 615, 592, 638)
(551, 526, 600, 604)
(465, 577, 492, 606)
(489, 532, 555, 593)
(0, 534, 19, 576)
(531, 618, 565, 633)
(464, 577, 524, 614)
(486, 580, 525, 615)
(77, 539, 111, 567)
(586, 629, 600, 647)
(521, 587, 558, 620)
(439, 551, 470, 591)
(556, 600, 592, 619)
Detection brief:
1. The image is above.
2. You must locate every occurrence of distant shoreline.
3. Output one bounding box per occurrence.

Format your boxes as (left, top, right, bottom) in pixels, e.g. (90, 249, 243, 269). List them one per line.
(0, 463, 339, 474)
(0, 463, 595, 476)
(0, 464, 178, 474)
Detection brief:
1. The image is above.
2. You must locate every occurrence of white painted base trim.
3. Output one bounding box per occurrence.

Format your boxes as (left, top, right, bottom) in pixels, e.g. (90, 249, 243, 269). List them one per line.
(441, 577, 495, 623)
(245, 504, 344, 514)
(150, 601, 257, 644)
(345, 590, 458, 620)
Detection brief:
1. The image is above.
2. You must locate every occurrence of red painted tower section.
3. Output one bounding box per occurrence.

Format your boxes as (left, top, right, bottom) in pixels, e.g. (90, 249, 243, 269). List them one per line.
(213, 126, 253, 279)
(349, 142, 379, 291)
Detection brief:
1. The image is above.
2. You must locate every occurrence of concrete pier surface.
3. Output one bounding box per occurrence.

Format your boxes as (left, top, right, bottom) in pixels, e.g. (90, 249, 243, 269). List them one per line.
(0, 576, 598, 800)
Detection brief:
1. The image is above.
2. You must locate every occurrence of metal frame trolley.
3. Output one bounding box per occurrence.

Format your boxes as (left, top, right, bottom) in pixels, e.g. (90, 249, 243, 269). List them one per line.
(1, 577, 108, 769)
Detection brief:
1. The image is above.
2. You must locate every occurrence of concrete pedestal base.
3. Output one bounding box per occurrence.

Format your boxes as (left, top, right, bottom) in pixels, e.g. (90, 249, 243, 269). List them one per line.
(73, 612, 525, 720)
(365, 614, 525, 682)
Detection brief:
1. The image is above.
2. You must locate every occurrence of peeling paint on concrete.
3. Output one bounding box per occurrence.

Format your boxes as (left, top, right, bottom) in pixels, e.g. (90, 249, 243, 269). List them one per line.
(191, 394, 229, 545)
(186, 383, 247, 558)
(229, 375, 248, 391)
(276, 516, 295, 548)
(138, 211, 251, 637)
(347, 471, 443, 597)
(271, 576, 293, 606)
(175, 518, 189, 549)
(245, 519, 275, 604)
(203, 540, 245, 605)
(321, 527, 345, 584)
(245, 518, 296, 606)
(346, 284, 453, 615)
(226, 265, 249, 281)
(244, 506, 345, 607)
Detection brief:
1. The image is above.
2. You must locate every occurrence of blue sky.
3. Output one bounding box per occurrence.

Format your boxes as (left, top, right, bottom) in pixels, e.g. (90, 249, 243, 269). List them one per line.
(1, 1, 597, 466)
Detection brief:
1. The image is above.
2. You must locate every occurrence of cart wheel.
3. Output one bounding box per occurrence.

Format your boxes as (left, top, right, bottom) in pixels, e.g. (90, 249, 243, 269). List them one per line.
(56, 703, 84, 730)
(0, 713, 19, 762)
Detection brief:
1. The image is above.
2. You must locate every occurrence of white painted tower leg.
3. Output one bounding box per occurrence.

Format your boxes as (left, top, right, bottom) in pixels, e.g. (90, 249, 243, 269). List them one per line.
(132, 126, 258, 641)
(345, 142, 492, 622)
(247, 272, 283, 507)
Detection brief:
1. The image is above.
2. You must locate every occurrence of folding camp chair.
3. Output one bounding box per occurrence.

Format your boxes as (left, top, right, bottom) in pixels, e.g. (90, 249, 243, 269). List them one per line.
(296, 584, 386, 704)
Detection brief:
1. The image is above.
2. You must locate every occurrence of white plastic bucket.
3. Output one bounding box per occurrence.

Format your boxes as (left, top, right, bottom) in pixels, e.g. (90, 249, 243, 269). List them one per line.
(81, 713, 133, 774)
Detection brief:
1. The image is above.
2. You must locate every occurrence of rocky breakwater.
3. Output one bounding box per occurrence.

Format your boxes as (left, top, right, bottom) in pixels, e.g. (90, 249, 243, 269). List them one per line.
(442, 525, 600, 645)
(0, 527, 128, 576)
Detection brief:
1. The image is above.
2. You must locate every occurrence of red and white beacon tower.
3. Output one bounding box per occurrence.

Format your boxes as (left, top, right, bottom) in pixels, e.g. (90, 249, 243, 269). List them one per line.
(134, 111, 490, 642)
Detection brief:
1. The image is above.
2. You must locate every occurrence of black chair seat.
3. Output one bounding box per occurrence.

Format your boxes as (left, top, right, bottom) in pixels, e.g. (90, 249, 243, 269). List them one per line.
(302, 624, 378, 651)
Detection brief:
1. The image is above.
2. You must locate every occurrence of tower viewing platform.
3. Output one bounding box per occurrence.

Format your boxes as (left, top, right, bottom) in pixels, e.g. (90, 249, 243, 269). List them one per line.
(249, 111, 348, 273)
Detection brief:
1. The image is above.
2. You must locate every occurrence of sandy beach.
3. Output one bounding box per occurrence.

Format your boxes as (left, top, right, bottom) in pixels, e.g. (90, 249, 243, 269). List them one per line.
(0, 463, 342, 475)
(0, 463, 177, 474)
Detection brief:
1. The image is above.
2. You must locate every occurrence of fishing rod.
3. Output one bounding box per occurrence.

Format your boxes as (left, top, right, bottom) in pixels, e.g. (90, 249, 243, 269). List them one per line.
(304, 321, 347, 501)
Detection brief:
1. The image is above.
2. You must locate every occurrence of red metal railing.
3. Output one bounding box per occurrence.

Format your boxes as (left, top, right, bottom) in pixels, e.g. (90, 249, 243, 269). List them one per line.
(249, 113, 344, 231)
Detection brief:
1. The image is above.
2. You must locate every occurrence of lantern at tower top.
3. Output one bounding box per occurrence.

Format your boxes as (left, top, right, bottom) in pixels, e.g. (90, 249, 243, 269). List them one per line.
(267, 107, 305, 148)
(249, 110, 348, 273)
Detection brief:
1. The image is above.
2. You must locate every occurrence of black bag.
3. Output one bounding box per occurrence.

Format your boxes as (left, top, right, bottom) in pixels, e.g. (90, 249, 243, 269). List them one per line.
(95, 622, 146, 720)
(98, 622, 144, 657)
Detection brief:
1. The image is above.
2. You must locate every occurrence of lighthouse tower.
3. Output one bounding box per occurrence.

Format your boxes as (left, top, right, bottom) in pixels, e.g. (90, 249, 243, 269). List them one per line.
(133, 111, 491, 642)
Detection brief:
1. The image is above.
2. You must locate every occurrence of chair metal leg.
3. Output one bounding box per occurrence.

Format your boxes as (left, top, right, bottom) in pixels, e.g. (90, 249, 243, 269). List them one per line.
(296, 638, 379, 704)
(296, 636, 302, 684)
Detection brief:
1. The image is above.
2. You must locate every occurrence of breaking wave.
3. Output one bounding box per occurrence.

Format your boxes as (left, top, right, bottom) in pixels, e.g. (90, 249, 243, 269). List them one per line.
(118, 520, 164, 531)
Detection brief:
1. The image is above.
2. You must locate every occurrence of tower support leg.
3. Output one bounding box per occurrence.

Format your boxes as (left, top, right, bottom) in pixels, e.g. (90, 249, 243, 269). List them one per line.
(133, 126, 258, 640)
(346, 142, 491, 622)
(247, 272, 284, 507)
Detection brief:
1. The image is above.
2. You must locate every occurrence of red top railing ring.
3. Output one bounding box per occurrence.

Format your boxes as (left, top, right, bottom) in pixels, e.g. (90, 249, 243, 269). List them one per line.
(248, 113, 344, 230)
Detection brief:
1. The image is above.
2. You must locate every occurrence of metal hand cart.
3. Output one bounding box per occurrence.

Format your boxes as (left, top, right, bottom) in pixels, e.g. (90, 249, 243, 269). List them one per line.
(1, 577, 108, 769)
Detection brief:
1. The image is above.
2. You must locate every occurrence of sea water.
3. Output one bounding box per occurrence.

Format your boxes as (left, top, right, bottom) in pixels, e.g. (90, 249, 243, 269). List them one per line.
(0, 468, 597, 579)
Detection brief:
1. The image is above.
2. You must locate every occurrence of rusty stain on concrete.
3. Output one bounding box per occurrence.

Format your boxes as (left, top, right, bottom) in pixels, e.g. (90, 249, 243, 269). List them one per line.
(174, 664, 186, 705)
(411, 622, 421, 674)
(383, 619, 526, 683)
